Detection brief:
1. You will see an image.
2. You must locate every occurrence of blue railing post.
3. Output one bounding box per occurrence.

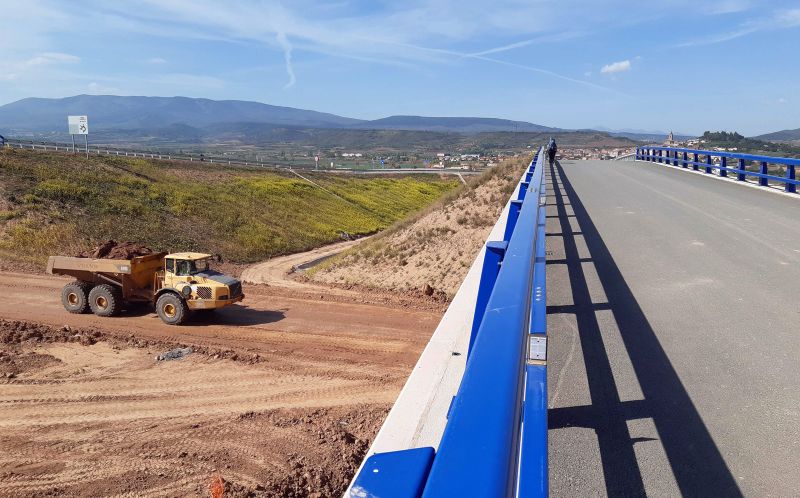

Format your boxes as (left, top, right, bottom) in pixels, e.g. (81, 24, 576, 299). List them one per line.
(759, 162, 769, 186)
(646, 146, 798, 194)
(469, 241, 508, 356)
(518, 182, 530, 201)
(503, 200, 523, 241)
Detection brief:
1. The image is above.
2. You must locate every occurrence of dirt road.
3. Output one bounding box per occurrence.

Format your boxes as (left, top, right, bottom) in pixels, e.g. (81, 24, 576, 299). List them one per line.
(0, 272, 440, 496)
(240, 238, 368, 294)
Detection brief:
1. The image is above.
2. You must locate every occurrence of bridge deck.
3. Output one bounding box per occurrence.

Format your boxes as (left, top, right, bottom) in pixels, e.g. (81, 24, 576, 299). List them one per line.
(547, 160, 799, 497)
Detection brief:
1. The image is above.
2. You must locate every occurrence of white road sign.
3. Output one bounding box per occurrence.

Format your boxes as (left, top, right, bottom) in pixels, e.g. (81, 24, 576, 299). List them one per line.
(68, 115, 89, 135)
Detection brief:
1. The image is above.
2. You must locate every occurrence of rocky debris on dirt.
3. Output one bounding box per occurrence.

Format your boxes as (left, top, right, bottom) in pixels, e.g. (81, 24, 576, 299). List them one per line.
(0, 320, 104, 346)
(77, 240, 156, 259)
(156, 347, 192, 362)
(0, 258, 46, 275)
(0, 319, 265, 366)
(217, 405, 388, 497)
(0, 350, 60, 377)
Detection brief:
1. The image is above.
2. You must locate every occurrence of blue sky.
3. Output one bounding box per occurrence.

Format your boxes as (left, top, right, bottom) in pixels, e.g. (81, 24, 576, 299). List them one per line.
(1, 0, 798, 135)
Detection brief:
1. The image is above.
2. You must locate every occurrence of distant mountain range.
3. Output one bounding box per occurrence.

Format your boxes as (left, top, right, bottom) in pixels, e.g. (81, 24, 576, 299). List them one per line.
(587, 126, 695, 142)
(0, 95, 562, 135)
(0, 95, 360, 131)
(754, 128, 800, 143)
(349, 115, 560, 133)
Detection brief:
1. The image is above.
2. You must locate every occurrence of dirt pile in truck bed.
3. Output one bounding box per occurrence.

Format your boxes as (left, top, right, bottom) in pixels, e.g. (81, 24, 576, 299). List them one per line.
(76, 240, 156, 259)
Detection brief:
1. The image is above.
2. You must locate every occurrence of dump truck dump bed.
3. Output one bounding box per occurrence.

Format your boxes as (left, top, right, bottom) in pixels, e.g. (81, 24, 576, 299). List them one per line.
(47, 252, 167, 290)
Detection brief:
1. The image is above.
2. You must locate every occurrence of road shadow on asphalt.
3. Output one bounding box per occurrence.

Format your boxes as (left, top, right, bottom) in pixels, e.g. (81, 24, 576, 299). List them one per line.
(546, 161, 742, 497)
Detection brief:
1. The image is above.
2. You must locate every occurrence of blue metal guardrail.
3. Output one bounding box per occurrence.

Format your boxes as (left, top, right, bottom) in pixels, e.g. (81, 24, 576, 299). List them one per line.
(637, 146, 798, 194)
(350, 148, 548, 498)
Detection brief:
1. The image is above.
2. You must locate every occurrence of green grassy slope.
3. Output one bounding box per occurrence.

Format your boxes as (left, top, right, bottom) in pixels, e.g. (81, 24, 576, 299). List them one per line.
(0, 149, 458, 264)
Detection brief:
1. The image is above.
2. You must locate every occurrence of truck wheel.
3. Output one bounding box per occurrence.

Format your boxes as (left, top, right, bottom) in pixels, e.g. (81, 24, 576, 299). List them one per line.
(88, 284, 122, 317)
(156, 293, 188, 325)
(61, 281, 92, 314)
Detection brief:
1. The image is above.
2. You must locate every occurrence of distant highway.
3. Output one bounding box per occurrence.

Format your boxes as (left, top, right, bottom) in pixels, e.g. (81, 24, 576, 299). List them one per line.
(3, 137, 482, 176)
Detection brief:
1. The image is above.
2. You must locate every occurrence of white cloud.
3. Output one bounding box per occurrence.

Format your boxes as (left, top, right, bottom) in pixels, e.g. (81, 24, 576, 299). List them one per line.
(677, 8, 800, 46)
(275, 32, 296, 89)
(706, 0, 752, 15)
(25, 52, 80, 66)
(600, 60, 631, 75)
(147, 57, 167, 64)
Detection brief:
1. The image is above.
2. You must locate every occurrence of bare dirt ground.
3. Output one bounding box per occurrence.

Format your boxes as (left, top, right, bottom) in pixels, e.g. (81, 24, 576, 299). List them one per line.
(0, 272, 441, 497)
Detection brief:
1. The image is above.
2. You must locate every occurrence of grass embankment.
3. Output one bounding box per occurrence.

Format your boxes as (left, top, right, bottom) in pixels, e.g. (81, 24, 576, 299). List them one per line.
(0, 149, 459, 265)
(307, 157, 528, 298)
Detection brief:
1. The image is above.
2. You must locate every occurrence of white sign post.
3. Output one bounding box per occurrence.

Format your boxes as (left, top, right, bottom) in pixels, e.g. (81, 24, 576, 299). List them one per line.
(68, 115, 89, 158)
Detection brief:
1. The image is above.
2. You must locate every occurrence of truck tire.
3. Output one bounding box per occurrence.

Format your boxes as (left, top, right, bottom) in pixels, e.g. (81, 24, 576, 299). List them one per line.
(61, 281, 92, 314)
(156, 293, 188, 325)
(88, 284, 122, 317)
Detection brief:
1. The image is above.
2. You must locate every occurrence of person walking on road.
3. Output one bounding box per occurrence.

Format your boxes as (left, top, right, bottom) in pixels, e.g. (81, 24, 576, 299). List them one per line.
(546, 137, 557, 166)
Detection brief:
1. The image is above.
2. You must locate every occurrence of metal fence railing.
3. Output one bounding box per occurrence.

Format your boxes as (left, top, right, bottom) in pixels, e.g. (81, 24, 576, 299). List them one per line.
(2, 138, 480, 176)
(614, 152, 637, 161)
(637, 146, 799, 194)
(348, 147, 549, 498)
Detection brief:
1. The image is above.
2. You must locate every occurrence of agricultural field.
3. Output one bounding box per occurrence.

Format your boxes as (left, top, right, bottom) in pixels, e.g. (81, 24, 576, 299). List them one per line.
(0, 149, 459, 267)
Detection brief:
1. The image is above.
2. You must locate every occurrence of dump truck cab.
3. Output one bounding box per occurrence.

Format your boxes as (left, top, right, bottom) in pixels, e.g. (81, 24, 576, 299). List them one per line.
(155, 252, 244, 323)
(160, 252, 244, 306)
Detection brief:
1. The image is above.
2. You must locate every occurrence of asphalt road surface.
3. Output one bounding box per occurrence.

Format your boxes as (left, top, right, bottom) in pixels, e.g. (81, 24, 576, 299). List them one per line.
(546, 160, 799, 497)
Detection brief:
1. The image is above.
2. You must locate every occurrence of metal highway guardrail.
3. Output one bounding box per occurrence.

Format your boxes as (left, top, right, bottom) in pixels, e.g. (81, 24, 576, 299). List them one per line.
(349, 147, 548, 498)
(637, 146, 799, 194)
(614, 152, 637, 161)
(2, 137, 481, 176)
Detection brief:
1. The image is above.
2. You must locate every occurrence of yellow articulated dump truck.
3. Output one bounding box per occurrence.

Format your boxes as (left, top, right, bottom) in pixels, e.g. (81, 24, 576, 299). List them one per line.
(46, 252, 244, 325)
